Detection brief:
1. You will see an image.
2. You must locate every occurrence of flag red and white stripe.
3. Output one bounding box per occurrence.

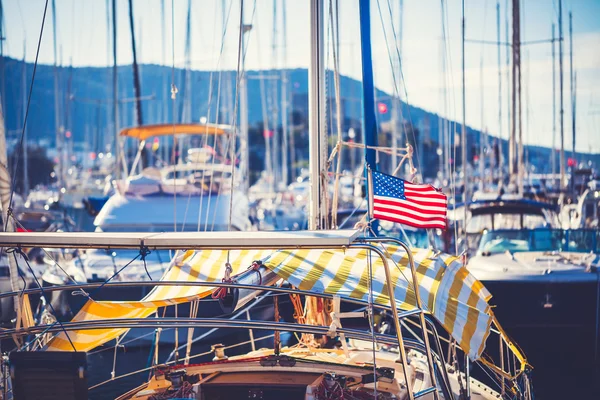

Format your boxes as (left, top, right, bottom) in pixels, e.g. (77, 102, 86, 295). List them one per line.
(370, 170, 448, 229)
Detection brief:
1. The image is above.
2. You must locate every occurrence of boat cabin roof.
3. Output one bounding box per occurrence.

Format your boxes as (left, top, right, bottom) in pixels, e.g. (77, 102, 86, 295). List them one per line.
(468, 199, 559, 216)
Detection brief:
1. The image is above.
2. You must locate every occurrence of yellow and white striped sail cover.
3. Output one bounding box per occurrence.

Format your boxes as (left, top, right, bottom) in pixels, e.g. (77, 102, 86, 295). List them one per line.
(47, 246, 493, 360)
(264, 246, 492, 360)
(46, 249, 281, 351)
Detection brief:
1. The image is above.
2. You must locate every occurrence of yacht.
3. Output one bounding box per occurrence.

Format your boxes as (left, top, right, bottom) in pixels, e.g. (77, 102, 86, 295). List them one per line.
(1, 230, 533, 400)
(42, 124, 252, 320)
(452, 197, 599, 392)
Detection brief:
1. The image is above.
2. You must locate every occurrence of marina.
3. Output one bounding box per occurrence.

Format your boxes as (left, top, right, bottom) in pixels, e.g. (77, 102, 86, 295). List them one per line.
(0, 0, 598, 399)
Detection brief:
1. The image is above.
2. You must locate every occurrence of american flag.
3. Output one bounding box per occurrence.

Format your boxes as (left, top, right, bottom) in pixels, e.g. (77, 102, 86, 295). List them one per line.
(370, 170, 448, 229)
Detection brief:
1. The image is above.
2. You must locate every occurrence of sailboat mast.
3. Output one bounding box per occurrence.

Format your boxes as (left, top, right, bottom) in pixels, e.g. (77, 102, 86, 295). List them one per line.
(22, 42, 29, 195)
(516, 0, 523, 196)
(359, 0, 378, 170)
(128, 0, 143, 127)
(280, 0, 289, 187)
(308, 0, 326, 230)
(569, 11, 575, 167)
(496, 1, 502, 184)
(558, 0, 565, 188)
(52, 0, 62, 188)
(505, 0, 510, 184)
(478, 56, 484, 192)
(551, 24, 556, 179)
(461, 0, 468, 204)
(358, 0, 380, 234)
(510, 0, 522, 194)
(183, 0, 192, 125)
(161, 0, 168, 161)
(0, 0, 5, 118)
(391, 0, 403, 173)
(240, 18, 250, 193)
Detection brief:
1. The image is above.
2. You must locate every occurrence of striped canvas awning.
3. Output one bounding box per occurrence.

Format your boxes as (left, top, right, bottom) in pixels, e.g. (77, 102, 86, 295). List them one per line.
(47, 245, 493, 360)
(46, 249, 281, 351)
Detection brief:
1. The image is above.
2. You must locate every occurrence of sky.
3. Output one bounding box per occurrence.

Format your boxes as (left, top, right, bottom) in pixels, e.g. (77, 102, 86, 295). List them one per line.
(3, 0, 600, 154)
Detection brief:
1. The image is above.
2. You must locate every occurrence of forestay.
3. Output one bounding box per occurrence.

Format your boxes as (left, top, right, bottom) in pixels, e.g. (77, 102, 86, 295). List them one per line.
(47, 245, 493, 360)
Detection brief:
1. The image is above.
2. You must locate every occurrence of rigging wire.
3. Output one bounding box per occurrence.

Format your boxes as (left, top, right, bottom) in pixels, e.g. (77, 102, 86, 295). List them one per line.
(205, 0, 235, 232)
(88, 332, 275, 391)
(194, 0, 230, 232)
(374, 0, 421, 181)
(10, 248, 77, 351)
(208, 0, 249, 232)
(4, 0, 50, 232)
(226, 0, 245, 236)
(440, 0, 461, 254)
(171, 0, 177, 232)
(9, 215, 86, 292)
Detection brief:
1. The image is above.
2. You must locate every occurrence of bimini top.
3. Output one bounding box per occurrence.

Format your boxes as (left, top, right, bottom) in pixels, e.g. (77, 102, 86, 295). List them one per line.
(120, 123, 232, 140)
(43, 244, 497, 363)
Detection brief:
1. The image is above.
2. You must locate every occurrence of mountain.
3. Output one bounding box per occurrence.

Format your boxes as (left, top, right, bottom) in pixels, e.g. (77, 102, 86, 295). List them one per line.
(2, 57, 598, 179)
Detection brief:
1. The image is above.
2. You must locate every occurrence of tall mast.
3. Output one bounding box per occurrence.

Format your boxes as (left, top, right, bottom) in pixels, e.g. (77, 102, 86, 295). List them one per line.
(161, 0, 168, 161)
(510, 0, 522, 194)
(52, 0, 62, 188)
(308, 0, 326, 230)
(478, 55, 484, 192)
(440, 0, 449, 181)
(128, 0, 143, 127)
(505, 0, 510, 184)
(359, 0, 378, 170)
(496, 1, 502, 184)
(516, 0, 523, 196)
(270, 0, 280, 186)
(391, 0, 403, 173)
(461, 0, 468, 206)
(280, 0, 289, 187)
(183, 0, 192, 125)
(551, 24, 556, 179)
(569, 11, 575, 168)
(558, 0, 565, 188)
(22, 42, 29, 195)
(359, 0, 381, 235)
(0, 0, 5, 118)
(113, 0, 122, 179)
(240, 17, 251, 193)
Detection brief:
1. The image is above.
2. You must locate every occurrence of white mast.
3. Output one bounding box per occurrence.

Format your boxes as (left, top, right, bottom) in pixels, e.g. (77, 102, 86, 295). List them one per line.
(240, 20, 251, 193)
(391, 0, 403, 173)
(52, 0, 63, 188)
(551, 24, 556, 180)
(569, 11, 575, 170)
(478, 56, 484, 192)
(308, 0, 326, 230)
(558, 0, 565, 188)
(280, 0, 289, 187)
(496, 1, 502, 185)
(461, 0, 468, 215)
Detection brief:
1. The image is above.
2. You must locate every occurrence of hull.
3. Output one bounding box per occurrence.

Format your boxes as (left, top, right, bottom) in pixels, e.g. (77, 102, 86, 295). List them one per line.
(483, 279, 600, 398)
(95, 191, 251, 232)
